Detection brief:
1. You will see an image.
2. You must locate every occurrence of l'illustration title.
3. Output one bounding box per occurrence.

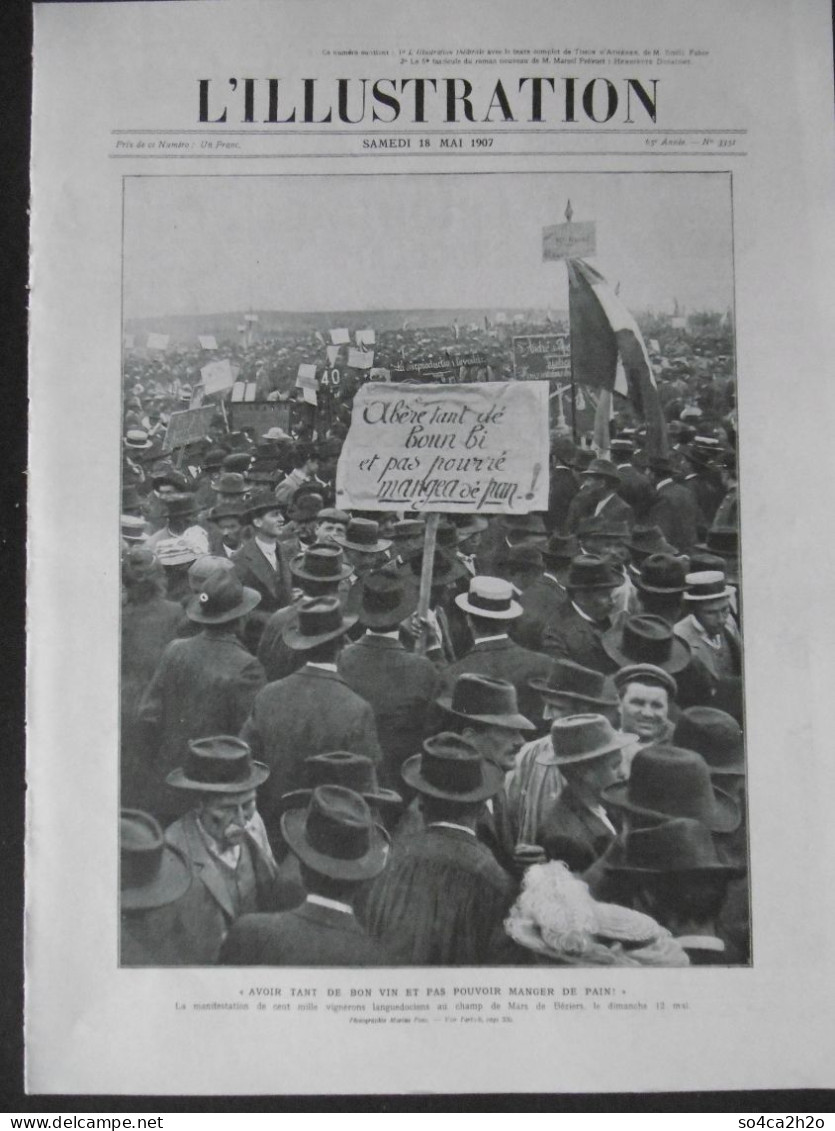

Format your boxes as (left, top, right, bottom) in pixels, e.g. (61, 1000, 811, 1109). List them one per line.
(198, 77, 659, 125)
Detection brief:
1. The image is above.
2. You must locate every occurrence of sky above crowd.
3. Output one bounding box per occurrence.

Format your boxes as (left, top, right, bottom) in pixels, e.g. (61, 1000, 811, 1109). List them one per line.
(123, 172, 734, 320)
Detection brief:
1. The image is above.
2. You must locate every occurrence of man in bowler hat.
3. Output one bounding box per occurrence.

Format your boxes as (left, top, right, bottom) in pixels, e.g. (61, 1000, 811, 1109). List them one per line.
(541, 555, 622, 674)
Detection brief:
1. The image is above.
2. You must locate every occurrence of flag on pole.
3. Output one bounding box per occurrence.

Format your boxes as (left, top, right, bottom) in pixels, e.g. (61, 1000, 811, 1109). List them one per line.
(567, 258, 668, 457)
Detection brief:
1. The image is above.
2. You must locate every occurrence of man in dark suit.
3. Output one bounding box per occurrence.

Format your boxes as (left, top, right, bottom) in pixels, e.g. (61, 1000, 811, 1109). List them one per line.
(647, 456, 701, 555)
(539, 715, 632, 872)
(163, 736, 283, 965)
(138, 571, 266, 824)
(338, 565, 442, 790)
(258, 542, 353, 683)
(541, 555, 622, 675)
(505, 543, 567, 654)
(231, 488, 293, 650)
(443, 575, 552, 726)
(365, 733, 515, 965)
(545, 435, 579, 533)
(220, 785, 392, 966)
(610, 437, 656, 522)
(566, 459, 634, 534)
(240, 595, 383, 832)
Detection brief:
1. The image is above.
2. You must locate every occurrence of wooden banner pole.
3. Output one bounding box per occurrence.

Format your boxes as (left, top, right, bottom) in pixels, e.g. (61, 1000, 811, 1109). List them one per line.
(415, 512, 440, 656)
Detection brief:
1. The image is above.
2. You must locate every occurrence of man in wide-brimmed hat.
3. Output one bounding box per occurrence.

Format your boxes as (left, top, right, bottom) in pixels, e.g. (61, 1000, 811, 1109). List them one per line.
(258, 542, 353, 683)
(241, 595, 382, 832)
(674, 570, 741, 682)
(566, 458, 634, 534)
(164, 736, 281, 964)
(604, 817, 746, 965)
(338, 565, 441, 790)
(120, 808, 192, 966)
(507, 660, 621, 845)
(138, 570, 266, 823)
(221, 785, 392, 966)
(365, 733, 515, 965)
(541, 555, 622, 675)
(433, 674, 536, 873)
(602, 611, 714, 709)
(206, 499, 247, 558)
(443, 576, 552, 725)
(538, 715, 633, 873)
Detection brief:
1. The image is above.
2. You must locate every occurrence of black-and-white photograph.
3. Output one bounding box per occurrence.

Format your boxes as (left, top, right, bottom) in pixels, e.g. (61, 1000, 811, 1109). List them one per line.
(119, 170, 747, 969)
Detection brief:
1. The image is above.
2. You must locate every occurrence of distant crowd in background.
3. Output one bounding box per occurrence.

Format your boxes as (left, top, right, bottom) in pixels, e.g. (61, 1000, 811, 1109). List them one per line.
(120, 313, 746, 968)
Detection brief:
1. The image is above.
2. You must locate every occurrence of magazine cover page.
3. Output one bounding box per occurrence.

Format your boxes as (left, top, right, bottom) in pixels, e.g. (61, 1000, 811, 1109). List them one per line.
(27, 0, 835, 1095)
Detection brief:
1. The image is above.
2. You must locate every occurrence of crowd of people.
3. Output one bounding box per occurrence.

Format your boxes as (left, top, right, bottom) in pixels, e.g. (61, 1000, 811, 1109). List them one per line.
(119, 318, 746, 968)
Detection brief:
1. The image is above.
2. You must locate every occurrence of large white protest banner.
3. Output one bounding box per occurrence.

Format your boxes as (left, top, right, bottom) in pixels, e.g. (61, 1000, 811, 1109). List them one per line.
(336, 381, 549, 514)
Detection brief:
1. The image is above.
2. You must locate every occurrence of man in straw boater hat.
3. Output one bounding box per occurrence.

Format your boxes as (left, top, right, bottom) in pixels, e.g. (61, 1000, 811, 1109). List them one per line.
(138, 570, 266, 824)
(338, 564, 442, 790)
(365, 733, 515, 966)
(257, 541, 353, 683)
(120, 808, 192, 966)
(674, 570, 741, 683)
(541, 554, 622, 675)
(221, 785, 392, 967)
(240, 595, 382, 833)
(506, 659, 621, 846)
(164, 736, 281, 964)
(443, 575, 551, 726)
(604, 817, 747, 965)
(537, 715, 633, 874)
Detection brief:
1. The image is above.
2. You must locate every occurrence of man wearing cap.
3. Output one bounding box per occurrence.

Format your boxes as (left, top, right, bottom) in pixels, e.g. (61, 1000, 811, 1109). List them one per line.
(647, 456, 700, 555)
(138, 571, 267, 823)
(221, 785, 392, 966)
(614, 663, 677, 775)
(538, 715, 632, 873)
(365, 733, 515, 965)
(164, 736, 281, 964)
(566, 459, 634, 535)
(442, 576, 552, 726)
(541, 555, 622, 675)
(258, 542, 353, 683)
(313, 507, 350, 547)
(506, 660, 620, 845)
(241, 595, 383, 831)
(674, 571, 741, 682)
(120, 808, 192, 966)
(231, 489, 293, 649)
(338, 565, 442, 790)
